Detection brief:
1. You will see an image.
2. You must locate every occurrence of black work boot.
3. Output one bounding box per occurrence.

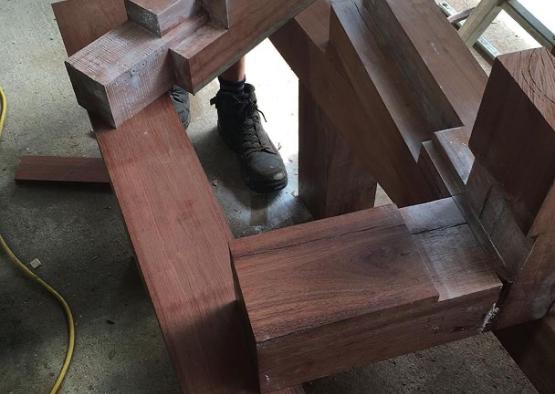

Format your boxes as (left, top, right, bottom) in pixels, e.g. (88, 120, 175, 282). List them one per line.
(210, 82, 288, 193)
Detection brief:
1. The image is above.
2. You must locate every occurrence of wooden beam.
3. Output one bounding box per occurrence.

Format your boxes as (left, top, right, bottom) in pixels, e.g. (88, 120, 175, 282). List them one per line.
(298, 84, 377, 219)
(65, 0, 316, 127)
(52, 0, 128, 56)
(273, 0, 486, 208)
(125, 0, 200, 36)
(463, 49, 555, 328)
(232, 198, 502, 392)
(271, 1, 437, 207)
(15, 156, 110, 185)
(170, 0, 317, 93)
(65, 15, 209, 127)
(54, 1, 305, 392)
(469, 49, 555, 235)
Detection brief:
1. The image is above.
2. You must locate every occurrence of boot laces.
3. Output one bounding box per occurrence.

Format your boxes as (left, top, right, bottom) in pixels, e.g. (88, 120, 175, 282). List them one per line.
(211, 91, 271, 155)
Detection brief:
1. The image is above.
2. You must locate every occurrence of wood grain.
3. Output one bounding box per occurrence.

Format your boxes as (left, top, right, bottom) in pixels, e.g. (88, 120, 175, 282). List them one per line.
(231, 198, 501, 391)
(232, 205, 439, 391)
(170, 0, 316, 93)
(125, 0, 200, 36)
(15, 156, 109, 185)
(469, 48, 555, 234)
(417, 141, 453, 198)
(298, 84, 377, 219)
(65, 0, 316, 126)
(52, 0, 128, 56)
(401, 198, 502, 301)
(433, 127, 474, 188)
(54, 1, 305, 392)
(271, 1, 437, 206)
(66, 15, 207, 127)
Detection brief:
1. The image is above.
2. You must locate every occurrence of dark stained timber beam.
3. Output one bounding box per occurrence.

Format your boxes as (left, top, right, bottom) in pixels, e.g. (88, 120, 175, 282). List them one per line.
(232, 199, 502, 392)
(65, 0, 317, 127)
(298, 85, 377, 218)
(271, 1, 437, 206)
(271, 0, 487, 208)
(461, 49, 555, 328)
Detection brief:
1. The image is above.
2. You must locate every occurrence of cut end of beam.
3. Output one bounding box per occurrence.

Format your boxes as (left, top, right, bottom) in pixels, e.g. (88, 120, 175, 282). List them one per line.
(170, 23, 227, 93)
(125, 0, 200, 36)
(66, 17, 207, 127)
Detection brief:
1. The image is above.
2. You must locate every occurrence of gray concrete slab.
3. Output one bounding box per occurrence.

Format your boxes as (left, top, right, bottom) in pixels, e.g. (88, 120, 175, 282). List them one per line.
(0, 0, 540, 393)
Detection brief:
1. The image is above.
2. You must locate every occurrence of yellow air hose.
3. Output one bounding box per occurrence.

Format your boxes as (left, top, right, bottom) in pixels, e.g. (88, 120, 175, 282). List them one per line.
(0, 85, 75, 394)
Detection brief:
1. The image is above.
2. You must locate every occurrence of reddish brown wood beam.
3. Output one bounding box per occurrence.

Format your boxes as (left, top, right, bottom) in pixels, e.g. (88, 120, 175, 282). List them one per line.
(65, 0, 317, 127)
(232, 198, 502, 392)
(15, 156, 109, 185)
(298, 85, 377, 218)
(271, 1, 437, 207)
(54, 0, 305, 392)
(125, 0, 200, 36)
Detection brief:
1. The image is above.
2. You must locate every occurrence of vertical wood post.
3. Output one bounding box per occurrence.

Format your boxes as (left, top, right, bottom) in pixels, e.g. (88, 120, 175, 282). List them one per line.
(298, 84, 377, 219)
(466, 48, 555, 327)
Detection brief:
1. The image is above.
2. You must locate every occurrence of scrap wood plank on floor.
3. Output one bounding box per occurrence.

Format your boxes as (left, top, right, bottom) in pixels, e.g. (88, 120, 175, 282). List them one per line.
(15, 156, 109, 184)
(52, 0, 304, 392)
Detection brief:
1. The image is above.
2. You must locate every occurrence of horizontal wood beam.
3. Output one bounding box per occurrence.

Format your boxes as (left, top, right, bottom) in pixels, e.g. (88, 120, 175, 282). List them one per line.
(65, 0, 316, 127)
(232, 198, 502, 392)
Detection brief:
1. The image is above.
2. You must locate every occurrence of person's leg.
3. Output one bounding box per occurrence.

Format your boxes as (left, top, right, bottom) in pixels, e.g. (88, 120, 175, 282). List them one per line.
(219, 57, 246, 82)
(211, 57, 288, 193)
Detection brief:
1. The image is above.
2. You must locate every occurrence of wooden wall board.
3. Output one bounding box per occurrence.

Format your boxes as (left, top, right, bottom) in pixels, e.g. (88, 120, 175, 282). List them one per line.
(298, 84, 377, 219)
(65, 0, 316, 127)
(15, 156, 110, 185)
(54, 1, 305, 392)
(271, 0, 438, 207)
(231, 198, 501, 392)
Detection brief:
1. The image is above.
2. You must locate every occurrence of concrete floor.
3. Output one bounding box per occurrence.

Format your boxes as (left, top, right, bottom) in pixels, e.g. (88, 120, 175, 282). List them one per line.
(0, 0, 546, 393)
